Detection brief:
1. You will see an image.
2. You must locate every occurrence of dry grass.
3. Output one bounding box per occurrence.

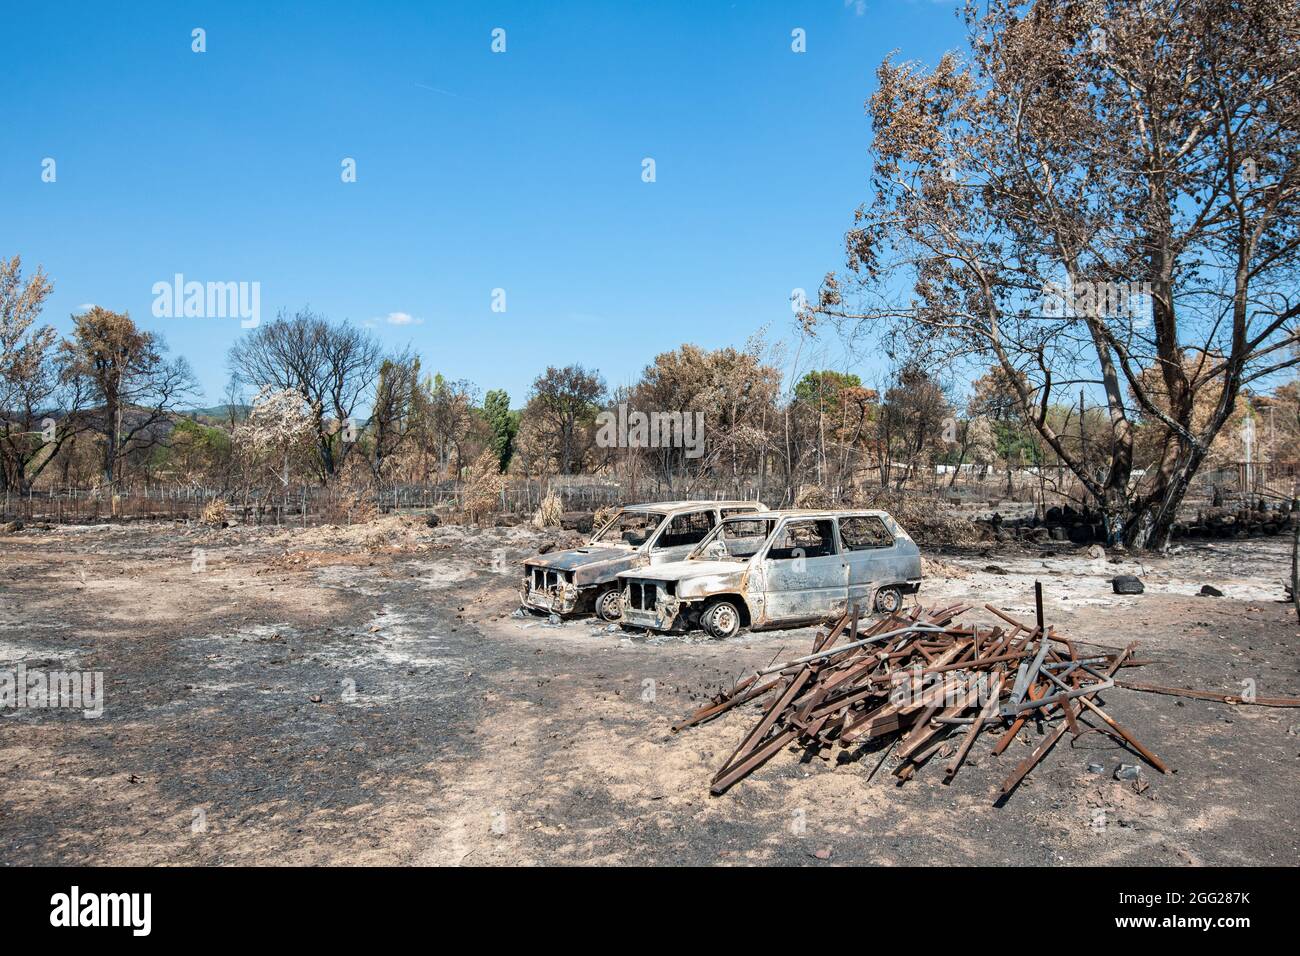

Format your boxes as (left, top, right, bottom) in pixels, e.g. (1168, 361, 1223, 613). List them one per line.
(462, 450, 507, 525)
(199, 497, 228, 527)
(852, 489, 990, 546)
(592, 504, 619, 531)
(532, 489, 563, 529)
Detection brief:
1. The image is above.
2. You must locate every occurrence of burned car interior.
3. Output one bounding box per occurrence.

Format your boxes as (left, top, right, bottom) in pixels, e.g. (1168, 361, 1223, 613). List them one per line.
(839, 514, 894, 550)
(656, 510, 716, 548)
(592, 511, 664, 546)
(701, 518, 775, 560)
(767, 518, 837, 560)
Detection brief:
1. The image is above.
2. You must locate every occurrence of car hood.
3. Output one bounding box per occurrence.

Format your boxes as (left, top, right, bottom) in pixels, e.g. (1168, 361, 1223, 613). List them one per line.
(618, 560, 747, 598)
(525, 546, 642, 585)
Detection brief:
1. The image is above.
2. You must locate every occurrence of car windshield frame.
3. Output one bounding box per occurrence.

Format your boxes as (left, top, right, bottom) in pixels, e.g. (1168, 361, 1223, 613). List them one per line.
(688, 515, 776, 562)
(590, 510, 668, 546)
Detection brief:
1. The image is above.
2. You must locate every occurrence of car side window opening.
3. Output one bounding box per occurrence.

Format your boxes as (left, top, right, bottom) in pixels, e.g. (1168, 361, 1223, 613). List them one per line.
(655, 510, 717, 549)
(707, 518, 774, 559)
(594, 511, 665, 545)
(767, 519, 838, 561)
(839, 515, 894, 550)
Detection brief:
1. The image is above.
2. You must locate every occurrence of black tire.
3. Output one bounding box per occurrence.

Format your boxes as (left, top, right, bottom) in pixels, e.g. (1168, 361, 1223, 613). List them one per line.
(873, 585, 904, 614)
(595, 587, 623, 622)
(701, 599, 742, 639)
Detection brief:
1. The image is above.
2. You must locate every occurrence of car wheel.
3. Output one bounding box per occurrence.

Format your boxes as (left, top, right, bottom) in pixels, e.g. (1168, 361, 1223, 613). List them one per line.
(874, 586, 904, 614)
(595, 587, 622, 622)
(701, 599, 742, 639)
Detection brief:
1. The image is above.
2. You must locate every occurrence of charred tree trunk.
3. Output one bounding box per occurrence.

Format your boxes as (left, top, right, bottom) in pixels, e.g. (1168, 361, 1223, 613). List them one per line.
(1292, 516, 1299, 624)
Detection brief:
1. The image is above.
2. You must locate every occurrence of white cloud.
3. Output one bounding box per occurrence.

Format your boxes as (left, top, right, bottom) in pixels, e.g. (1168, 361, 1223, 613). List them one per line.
(75, 303, 96, 313)
(384, 311, 423, 326)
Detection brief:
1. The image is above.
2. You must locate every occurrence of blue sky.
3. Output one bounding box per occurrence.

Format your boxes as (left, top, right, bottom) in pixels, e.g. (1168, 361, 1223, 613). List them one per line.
(0, 0, 968, 408)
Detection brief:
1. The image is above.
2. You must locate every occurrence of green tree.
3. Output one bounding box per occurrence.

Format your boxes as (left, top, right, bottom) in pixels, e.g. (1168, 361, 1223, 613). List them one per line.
(793, 370, 862, 406)
(483, 388, 518, 472)
(159, 417, 233, 481)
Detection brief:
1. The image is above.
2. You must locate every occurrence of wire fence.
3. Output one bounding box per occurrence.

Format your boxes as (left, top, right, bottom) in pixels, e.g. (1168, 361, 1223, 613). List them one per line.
(0, 477, 767, 526)
(5, 460, 1289, 526)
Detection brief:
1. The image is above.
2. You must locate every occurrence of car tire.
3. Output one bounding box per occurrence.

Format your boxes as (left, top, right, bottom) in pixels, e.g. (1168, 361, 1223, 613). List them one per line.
(595, 587, 623, 622)
(873, 586, 904, 614)
(701, 599, 742, 639)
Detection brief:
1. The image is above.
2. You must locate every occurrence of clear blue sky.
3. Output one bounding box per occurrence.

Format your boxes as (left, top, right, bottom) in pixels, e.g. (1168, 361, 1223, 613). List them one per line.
(0, 0, 967, 408)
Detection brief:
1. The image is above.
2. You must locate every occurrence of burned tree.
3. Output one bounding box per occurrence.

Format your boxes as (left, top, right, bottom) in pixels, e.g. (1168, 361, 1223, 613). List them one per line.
(524, 365, 606, 476)
(810, 0, 1300, 547)
(228, 309, 381, 482)
(63, 307, 196, 490)
(419, 374, 480, 479)
(232, 386, 317, 494)
(366, 350, 421, 483)
(0, 256, 92, 494)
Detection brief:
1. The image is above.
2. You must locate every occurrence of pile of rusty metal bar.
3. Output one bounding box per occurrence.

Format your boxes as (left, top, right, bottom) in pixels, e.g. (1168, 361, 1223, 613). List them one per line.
(673, 585, 1168, 802)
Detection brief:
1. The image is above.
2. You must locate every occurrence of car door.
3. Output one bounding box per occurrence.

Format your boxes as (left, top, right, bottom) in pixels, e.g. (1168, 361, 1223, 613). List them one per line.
(648, 509, 717, 565)
(838, 514, 898, 610)
(760, 518, 848, 624)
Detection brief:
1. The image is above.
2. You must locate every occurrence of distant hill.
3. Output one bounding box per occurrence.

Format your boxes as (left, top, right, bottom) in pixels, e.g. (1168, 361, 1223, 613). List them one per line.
(185, 404, 251, 420)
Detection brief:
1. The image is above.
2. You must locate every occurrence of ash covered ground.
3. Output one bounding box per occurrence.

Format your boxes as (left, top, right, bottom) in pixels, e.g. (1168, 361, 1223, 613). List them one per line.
(1, 515, 1296, 865)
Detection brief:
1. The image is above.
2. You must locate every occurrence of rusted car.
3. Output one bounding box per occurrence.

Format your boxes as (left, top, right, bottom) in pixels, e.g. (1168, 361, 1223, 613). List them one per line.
(616, 509, 922, 638)
(519, 500, 767, 621)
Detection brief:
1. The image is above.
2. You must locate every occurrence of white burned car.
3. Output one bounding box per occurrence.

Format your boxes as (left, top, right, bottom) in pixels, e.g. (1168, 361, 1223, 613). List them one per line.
(520, 500, 767, 621)
(617, 509, 922, 638)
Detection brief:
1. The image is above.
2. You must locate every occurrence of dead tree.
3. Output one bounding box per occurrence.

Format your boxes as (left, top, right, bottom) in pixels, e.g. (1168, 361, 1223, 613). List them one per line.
(811, 0, 1300, 548)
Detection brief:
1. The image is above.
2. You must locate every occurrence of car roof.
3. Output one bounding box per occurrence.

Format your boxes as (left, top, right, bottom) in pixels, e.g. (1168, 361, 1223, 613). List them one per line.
(718, 508, 892, 521)
(622, 500, 766, 514)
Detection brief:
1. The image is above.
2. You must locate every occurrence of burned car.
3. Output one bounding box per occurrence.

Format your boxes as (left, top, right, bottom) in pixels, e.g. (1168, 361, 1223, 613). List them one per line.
(519, 500, 767, 621)
(617, 509, 922, 638)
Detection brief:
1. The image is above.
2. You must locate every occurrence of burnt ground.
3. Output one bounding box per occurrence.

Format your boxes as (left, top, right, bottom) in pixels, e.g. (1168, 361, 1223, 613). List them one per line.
(1, 515, 1297, 866)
